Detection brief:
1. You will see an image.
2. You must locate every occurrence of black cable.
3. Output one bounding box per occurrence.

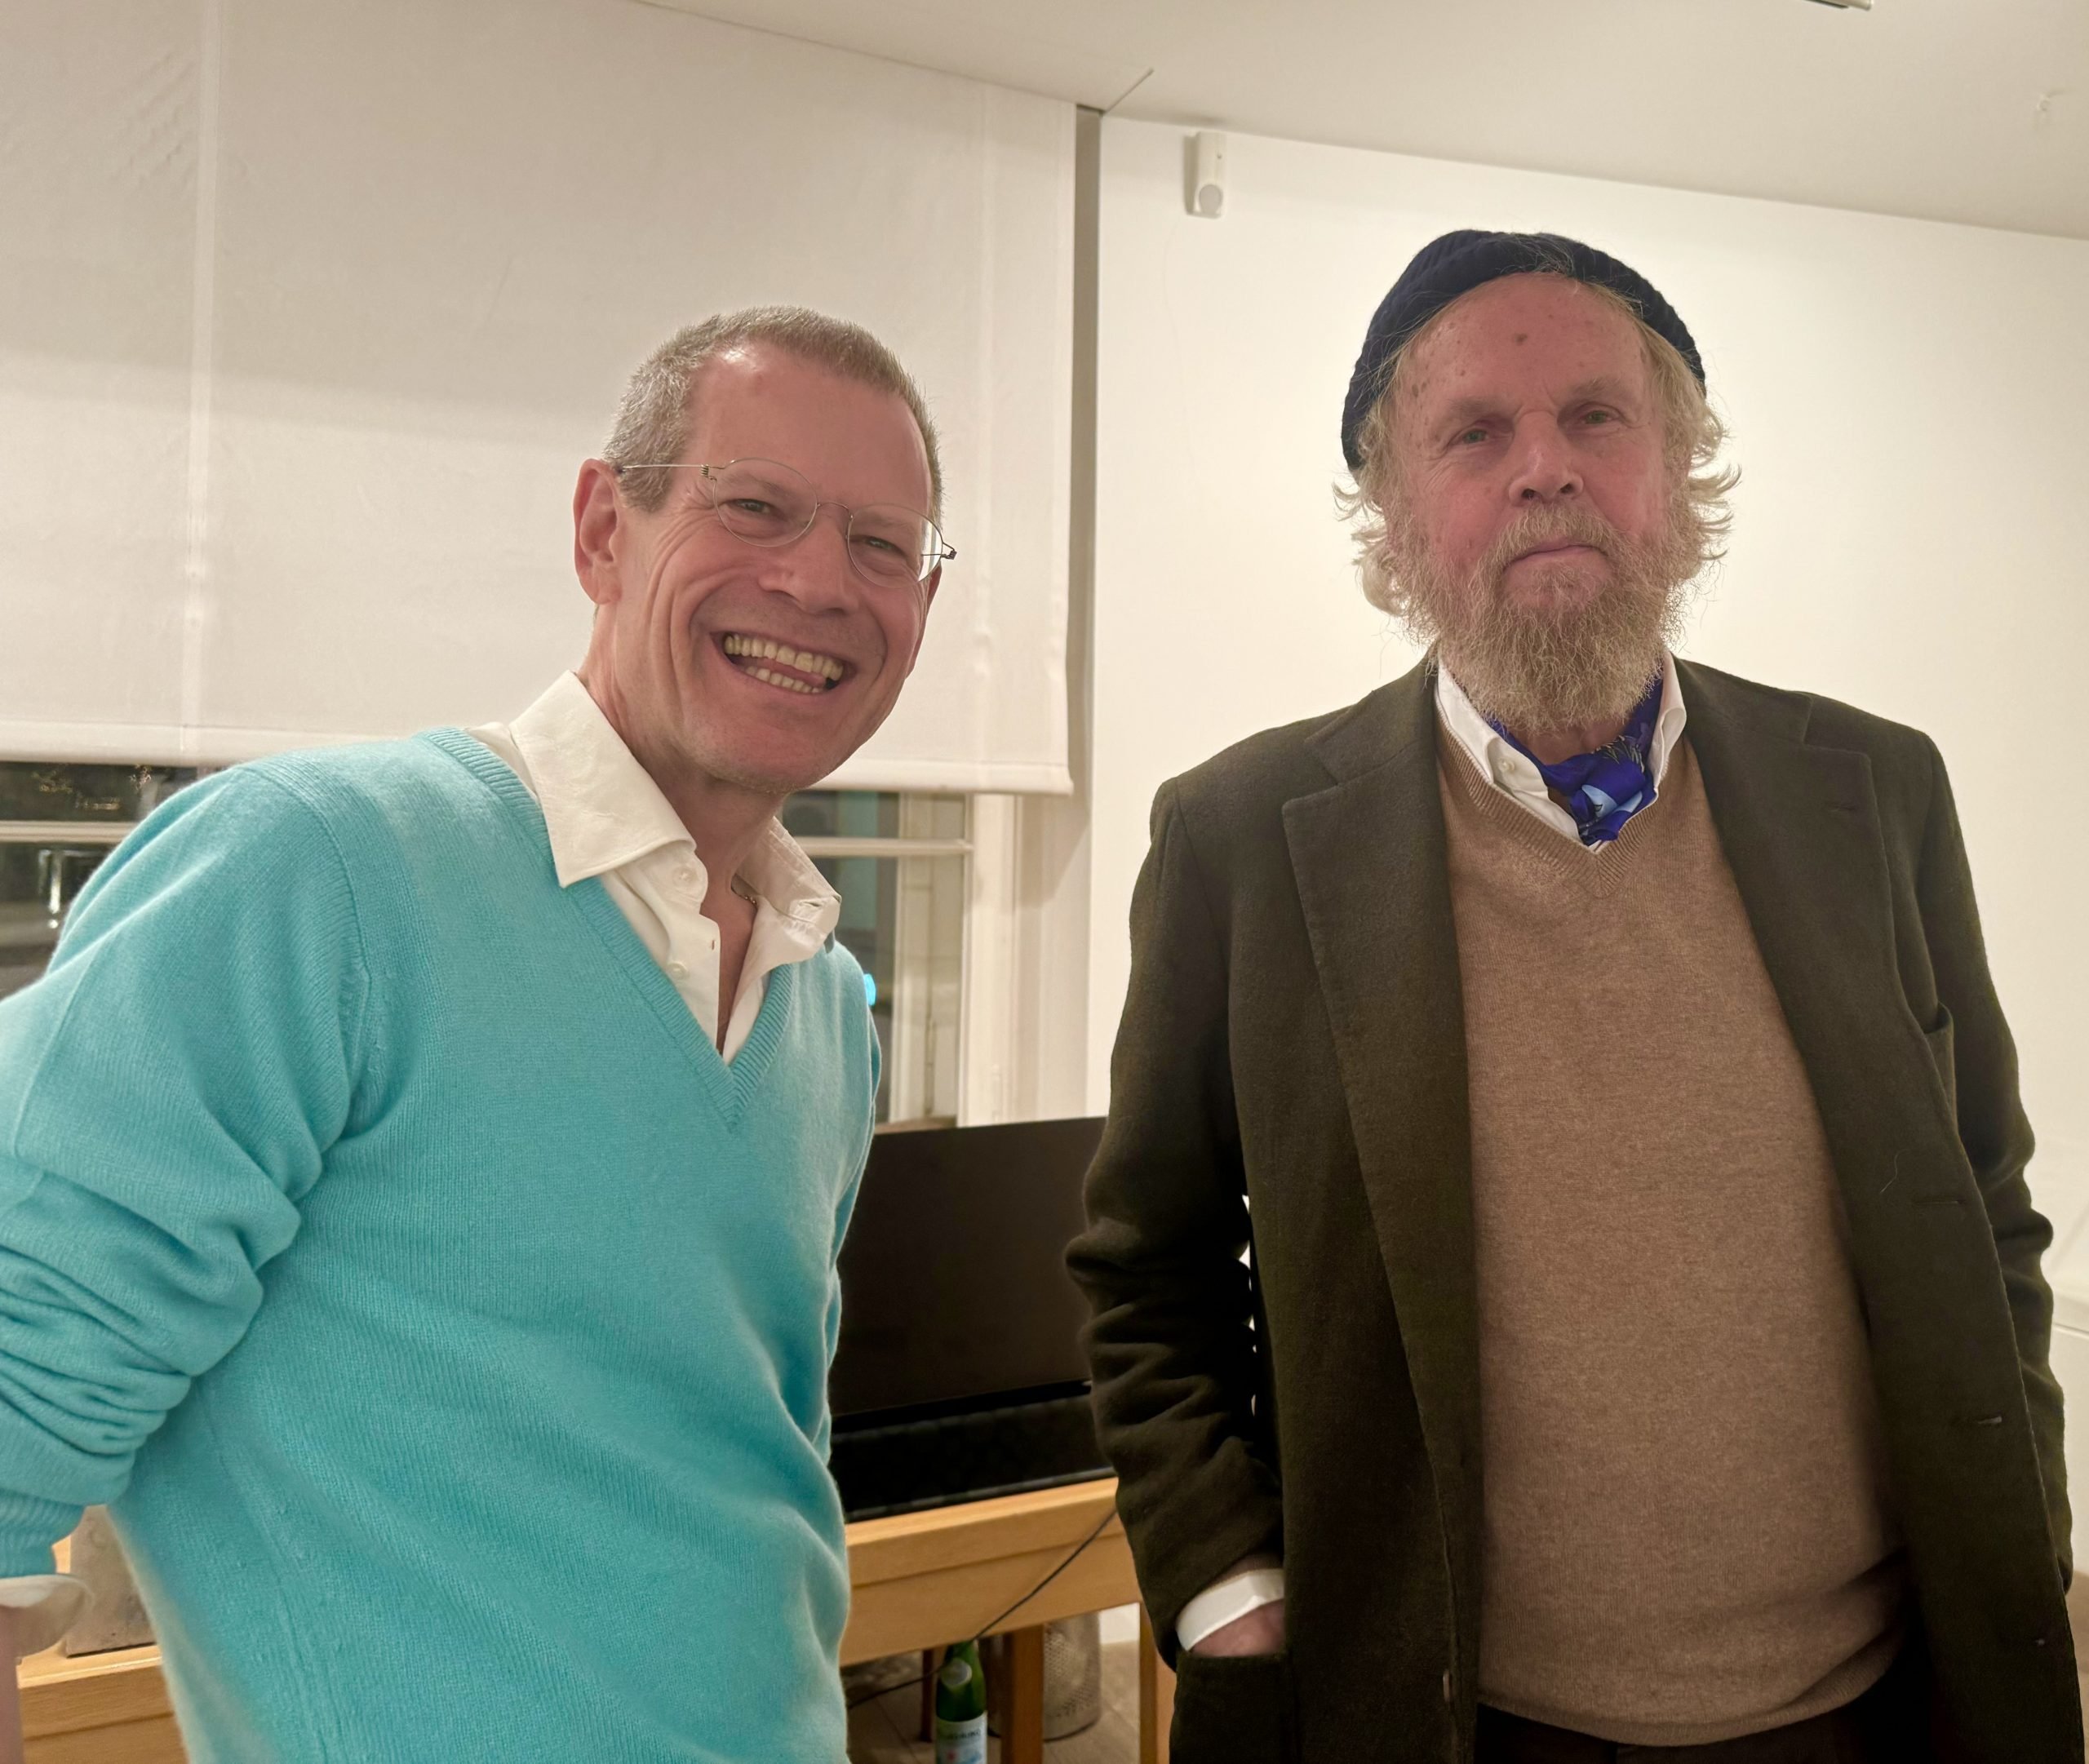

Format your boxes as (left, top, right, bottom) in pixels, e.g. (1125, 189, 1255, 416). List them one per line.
(965, 1501, 1119, 1646)
(843, 1500, 1120, 1713)
(846, 1670, 922, 1712)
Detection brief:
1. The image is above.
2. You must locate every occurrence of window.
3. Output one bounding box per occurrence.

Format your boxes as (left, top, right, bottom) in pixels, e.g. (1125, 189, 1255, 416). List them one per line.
(780, 791, 969, 1127)
(0, 768, 973, 1129)
(0, 765, 202, 1001)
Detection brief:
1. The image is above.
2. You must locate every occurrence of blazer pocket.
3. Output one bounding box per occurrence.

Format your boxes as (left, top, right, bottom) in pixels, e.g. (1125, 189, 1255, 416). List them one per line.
(1170, 1649, 1296, 1764)
(1923, 1007, 1957, 1119)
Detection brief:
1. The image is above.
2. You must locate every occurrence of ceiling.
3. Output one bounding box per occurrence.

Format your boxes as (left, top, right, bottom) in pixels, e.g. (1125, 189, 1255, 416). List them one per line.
(637, 0, 2089, 240)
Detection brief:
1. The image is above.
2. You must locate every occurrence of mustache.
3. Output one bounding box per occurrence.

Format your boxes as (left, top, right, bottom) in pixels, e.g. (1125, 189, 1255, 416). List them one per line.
(1474, 505, 1627, 584)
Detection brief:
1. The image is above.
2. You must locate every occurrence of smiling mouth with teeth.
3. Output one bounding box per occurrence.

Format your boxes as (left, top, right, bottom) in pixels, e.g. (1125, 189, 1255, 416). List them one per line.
(720, 633, 847, 695)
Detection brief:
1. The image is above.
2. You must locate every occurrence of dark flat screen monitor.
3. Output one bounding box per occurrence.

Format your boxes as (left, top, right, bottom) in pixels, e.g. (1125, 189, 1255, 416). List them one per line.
(829, 1116, 1103, 1422)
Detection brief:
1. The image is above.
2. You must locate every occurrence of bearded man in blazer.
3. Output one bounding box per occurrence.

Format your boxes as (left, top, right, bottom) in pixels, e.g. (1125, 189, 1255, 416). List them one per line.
(1068, 232, 2079, 1764)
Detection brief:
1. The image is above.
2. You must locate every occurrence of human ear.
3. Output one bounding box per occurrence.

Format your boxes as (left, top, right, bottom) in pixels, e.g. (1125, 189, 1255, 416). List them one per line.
(573, 459, 628, 607)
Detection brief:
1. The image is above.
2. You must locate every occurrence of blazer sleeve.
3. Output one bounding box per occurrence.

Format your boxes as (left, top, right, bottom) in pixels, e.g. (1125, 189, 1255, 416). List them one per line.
(1066, 782, 1283, 1653)
(1914, 738, 2069, 1587)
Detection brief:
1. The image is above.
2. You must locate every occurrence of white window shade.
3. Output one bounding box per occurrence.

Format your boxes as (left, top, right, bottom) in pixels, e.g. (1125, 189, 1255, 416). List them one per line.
(0, 0, 1074, 795)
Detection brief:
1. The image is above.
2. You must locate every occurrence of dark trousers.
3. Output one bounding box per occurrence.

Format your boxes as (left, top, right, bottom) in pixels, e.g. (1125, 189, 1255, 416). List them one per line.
(1474, 1640, 1935, 1764)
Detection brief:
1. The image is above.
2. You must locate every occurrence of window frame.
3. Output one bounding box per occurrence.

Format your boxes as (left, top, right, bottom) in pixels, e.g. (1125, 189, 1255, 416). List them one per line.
(5, 777, 1013, 1132)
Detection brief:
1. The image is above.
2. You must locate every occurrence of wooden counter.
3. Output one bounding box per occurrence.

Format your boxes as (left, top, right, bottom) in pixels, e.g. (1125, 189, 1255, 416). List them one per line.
(19, 1479, 1173, 1763)
(17, 1644, 178, 1764)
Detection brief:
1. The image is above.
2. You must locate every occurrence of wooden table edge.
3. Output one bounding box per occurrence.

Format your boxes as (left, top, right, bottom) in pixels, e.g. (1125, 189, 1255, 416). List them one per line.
(16, 1479, 1165, 1755)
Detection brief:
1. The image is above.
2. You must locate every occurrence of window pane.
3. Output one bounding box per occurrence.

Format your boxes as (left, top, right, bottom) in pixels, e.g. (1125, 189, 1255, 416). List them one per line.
(818, 852, 898, 1117)
(0, 762, 201, 824)
(778, 790, 900, 841)
(0, 846, 88, 999)
(778, 790, 965, 844)
(0, 764, 205, 1002)
(915, 796, 967, 841)
(809, 846, 965, 1126)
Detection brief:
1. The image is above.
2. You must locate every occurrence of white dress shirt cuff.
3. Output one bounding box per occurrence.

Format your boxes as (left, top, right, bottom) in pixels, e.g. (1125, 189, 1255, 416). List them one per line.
(0, 1575, 91, 1657)
(1175, 1567, 1287, 1651)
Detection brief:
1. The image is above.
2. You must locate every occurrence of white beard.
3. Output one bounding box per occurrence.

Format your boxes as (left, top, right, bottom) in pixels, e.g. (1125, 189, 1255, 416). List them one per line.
(1380, 495, 1702, 735)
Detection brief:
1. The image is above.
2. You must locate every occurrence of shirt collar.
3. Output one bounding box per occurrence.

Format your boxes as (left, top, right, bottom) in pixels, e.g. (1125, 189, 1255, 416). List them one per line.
(1435, 650, 1688, 800)
(506, 673, 694, 886)
(741, 820, 843, 946)
(508, 672, 843, 942)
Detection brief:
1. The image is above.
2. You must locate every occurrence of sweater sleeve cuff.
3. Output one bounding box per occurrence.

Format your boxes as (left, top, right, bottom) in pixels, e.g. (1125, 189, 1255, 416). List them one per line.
(0, 1576, 91, 1657)
(1176, 1567, 1286, 1651)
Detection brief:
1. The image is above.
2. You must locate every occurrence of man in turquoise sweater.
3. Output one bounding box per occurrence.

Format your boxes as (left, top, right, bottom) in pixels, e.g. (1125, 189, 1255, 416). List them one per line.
(0, 307, 951, 1762)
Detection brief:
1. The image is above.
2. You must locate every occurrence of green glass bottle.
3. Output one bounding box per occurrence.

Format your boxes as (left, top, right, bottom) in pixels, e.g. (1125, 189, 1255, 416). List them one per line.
(932, 1638, 987, 1764)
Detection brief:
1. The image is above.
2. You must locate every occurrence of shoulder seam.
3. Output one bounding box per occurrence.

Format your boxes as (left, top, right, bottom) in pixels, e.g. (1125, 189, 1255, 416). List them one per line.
(1158, 780, 1231, 955)
(237, 771, 375, 1085)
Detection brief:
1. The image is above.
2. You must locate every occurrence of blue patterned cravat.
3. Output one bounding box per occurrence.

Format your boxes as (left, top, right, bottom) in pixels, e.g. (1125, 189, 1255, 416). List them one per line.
(1488, 671, 1665, 847)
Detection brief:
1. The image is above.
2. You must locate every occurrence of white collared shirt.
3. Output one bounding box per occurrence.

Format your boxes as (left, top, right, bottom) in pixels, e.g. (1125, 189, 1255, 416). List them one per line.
(1433, 650, 1688, 846)
(468, 672, 841, 1059)
(1176, 651, 1692, 1655)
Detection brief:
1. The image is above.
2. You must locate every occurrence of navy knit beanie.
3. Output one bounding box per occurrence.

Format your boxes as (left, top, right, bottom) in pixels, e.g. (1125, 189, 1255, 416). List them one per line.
(1340, 230, 1704, 472)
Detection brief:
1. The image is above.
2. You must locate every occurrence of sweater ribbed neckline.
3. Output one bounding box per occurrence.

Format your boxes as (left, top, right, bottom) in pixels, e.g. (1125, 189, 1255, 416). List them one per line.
(1436, 716, 1690, 900)
(416, 727, 796, 1124)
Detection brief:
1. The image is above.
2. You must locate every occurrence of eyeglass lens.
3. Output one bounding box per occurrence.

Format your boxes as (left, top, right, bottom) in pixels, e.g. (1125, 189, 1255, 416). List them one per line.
(700, 459, 940, 584)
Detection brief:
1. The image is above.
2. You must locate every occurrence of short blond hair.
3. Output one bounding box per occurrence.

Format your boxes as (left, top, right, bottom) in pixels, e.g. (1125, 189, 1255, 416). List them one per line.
(1337, 275, 1737, 614)
(604, 306, 943, 521)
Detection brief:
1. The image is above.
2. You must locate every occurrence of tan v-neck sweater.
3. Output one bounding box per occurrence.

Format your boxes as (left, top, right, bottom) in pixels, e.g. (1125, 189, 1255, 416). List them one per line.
(1439, 730, 1907, 1745)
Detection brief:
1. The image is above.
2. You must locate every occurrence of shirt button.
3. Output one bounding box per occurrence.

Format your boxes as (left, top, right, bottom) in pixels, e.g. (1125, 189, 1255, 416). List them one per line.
(1441, 1668, 1453, 1703)
(675, 866, 699, 889)
(667, 960, 688, 978)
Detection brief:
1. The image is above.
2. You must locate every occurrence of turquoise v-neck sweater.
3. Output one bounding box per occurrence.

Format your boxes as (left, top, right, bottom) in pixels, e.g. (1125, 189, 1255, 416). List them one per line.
(0, 732, 878, 1763)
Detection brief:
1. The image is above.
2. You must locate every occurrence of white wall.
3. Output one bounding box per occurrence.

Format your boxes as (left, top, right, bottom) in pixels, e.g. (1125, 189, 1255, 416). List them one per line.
(1084, 119, 2089, 1273)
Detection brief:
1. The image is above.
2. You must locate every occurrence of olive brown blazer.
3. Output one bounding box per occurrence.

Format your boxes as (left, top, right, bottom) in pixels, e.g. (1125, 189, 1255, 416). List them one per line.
(1068, 658, 2078, 1762)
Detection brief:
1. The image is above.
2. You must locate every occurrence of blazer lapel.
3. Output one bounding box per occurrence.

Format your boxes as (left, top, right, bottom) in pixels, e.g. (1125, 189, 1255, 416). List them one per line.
(1281, 663, 1481, 1576)
(1679, 662, 1954, 1307)
(1679, 662, 1912, 1170)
